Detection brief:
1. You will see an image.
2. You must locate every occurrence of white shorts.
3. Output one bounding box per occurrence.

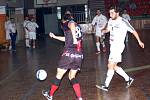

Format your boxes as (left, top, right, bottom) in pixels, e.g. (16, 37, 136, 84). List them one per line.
(25, 29, 29, 38)
(29, 32, 36, 40)
(95, 29, 103, 37)
(25, 32, 29, 39)
(6, 31, 10, 40)
(108, 44, 125, 63)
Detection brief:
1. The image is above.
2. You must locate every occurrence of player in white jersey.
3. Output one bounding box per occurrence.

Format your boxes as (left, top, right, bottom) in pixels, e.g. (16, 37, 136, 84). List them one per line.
(26, 18, 39, 48)
(92, 9, 108, 54)
(122, 10, 131, 22)
(96, 6, 144, 91)
(7, 18, 17, 51)
(5, 16, 11, 50)
(122, 9, 131, 42)
(23, 16, 31, 47)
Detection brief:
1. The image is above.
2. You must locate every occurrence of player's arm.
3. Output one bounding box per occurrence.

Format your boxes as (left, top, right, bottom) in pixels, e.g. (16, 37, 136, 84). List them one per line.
(124, 19, 144, 48)
(91, 17, 96, 32)
(101, 18, 110, 34)
(101, 16, 108, 29)
(132, 31, 144, 48)
(101, 23, 110, 34)
(49, 32, 65, 42)
(68, 22, 78, 44)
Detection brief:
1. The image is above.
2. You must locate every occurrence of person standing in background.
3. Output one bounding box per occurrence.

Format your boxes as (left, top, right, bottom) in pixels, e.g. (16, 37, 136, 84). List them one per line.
(23, 16, 31, 48)
(26, 17, 39, 48)
(96, 6, 144, 91)
(122, 9, 131, 42)
(8, 18, 17, 51)
(5, 16, 11, 50)
(92, 9, 108, 54)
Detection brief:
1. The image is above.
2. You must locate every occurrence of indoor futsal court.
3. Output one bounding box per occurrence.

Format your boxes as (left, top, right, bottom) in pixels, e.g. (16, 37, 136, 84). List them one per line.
(0, 0, 150, 100)
(0, 28, 150, 100)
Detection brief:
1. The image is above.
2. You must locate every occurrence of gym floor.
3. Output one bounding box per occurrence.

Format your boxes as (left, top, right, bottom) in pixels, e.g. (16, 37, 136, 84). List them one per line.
(0, 29, 150, 100)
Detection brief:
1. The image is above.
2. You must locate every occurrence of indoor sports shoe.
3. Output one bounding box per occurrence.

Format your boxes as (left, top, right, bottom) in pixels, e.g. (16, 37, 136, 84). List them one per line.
(126, 77, 134, 88)
(42, 89, 53, 100)
(78, 97, 83, 100)
(96, 85, 108, 91)
(96, 51, 101, 54)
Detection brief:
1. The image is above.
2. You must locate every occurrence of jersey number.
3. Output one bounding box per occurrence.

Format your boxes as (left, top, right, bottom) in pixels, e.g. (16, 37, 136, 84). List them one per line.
(75, 25, 82, 39)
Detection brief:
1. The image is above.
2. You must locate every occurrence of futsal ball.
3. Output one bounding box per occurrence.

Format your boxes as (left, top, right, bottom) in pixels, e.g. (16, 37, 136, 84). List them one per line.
(36, 69, 47, 81)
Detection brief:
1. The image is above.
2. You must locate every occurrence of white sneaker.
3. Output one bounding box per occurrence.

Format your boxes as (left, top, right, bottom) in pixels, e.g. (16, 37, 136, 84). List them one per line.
(78, 97, 83, 100)
(126, 77, 134, 88)
(42, 90, 53, 100)
(96, 85, 108, 91)
(26, 45, 30, 48)
(9, 46, 12, 50)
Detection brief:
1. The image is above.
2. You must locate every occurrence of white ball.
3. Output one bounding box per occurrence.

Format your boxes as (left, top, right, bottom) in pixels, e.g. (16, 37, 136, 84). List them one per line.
(36, 69, 47, 81)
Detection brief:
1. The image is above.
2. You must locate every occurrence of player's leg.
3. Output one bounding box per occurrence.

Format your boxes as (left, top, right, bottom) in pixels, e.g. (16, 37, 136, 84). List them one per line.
(32, 32, 36, 48)
(32, 39, 36, 48)
(96, 47, 118, 91)
(114, 66, 134, 88)
(25, 32, 30, 47)
(100, 34, 106, 52)
(69, 69, 82, 100)
(96, 62, 115, 91)
(42, 68, 67, 100)
(50, 68, 67, 96)
(95, 36, 100, 54)
(6, 32, 12, 50)
(28, 32, 32, 47)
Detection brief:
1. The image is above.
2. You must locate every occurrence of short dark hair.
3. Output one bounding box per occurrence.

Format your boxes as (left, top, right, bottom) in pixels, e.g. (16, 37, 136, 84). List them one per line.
(63, 14, 72, 20)
(109, 5, 121, 13)
(96, 8, 100, 11)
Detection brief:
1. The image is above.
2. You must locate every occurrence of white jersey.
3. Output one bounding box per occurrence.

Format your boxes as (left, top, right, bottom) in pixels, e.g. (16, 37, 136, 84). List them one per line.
(92, 14, 107, 31)
(5, 20, 11, 31)
(26, 21, 39, 32)
(8, 22, 17, 33)
(122, 14, 131, 21)
(23, 20, 30, 33)
(5, 20, 11, 40)
(107, 17, 135, 45)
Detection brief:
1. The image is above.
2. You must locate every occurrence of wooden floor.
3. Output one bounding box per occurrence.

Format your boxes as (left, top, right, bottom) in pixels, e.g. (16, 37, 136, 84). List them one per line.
(0, 29, 150, 100)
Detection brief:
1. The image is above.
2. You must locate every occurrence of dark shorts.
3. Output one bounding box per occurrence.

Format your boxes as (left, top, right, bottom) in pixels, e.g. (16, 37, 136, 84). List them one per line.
(58, 49, 83, 70)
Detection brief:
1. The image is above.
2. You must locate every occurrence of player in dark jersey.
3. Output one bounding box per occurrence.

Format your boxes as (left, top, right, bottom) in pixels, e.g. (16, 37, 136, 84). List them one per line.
(42, 13, 83, 100)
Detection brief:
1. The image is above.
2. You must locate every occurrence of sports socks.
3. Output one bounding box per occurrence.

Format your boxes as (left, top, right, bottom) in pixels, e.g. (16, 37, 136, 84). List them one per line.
(101, 41, 105, 47)
(115, 66, 129, 81)
(49, 78, 61, 96)
(96, 42, 100, 51)
(25, 39, 30, 47)
(105, 69, 115, 87)
(70, 78, 82, 98)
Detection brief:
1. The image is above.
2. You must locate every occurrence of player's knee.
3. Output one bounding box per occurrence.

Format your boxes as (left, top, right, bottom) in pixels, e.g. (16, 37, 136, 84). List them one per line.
(51, 78, 61, 86)
(68, 74, 76, 80)
(108, 63, 114, 69)
(70, 78, 78, 85)
(56, 71, 65, 79)
(68, 70, 77, 80)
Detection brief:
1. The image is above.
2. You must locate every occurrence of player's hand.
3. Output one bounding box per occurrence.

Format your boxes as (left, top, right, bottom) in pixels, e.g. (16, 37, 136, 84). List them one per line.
(138, 41, 144, 48)
(49, 32, 56, 39)
(101, 29, 106, 34)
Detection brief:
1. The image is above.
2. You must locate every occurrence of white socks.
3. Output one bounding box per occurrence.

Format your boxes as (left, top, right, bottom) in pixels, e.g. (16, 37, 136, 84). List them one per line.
(105, 69, 114, 87)
(104, 66, 130, 87)
(101, 42, 105, 47)
(96, 42, 100, 51)
(115, 66, 129, 81)
(25, 39, 30, 47)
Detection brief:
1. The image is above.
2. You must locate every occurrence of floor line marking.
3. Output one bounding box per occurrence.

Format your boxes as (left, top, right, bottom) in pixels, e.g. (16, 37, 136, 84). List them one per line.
(125, 65, 150, 73)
